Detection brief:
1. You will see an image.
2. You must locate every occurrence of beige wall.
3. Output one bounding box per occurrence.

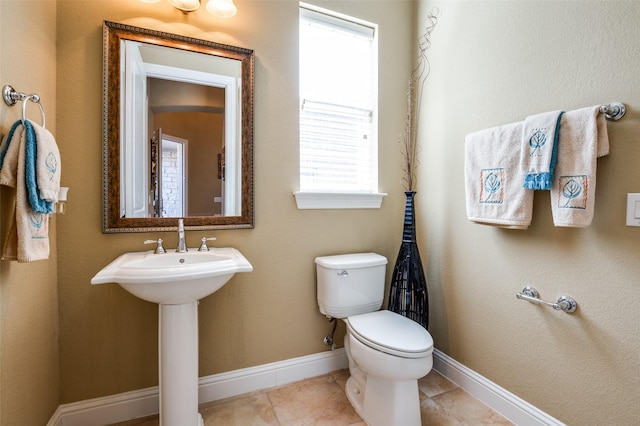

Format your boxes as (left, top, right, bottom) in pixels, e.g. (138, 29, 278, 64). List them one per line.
(56, 0, 411, 404)
(419, 1, 640, 424)
(10, 1, 637, 425)
(0, 1, 60, 425)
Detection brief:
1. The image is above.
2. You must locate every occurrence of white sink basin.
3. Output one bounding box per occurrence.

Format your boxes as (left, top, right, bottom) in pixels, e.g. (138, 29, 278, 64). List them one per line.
(91, 247, 253, 304)
(92, 246, 252, 424)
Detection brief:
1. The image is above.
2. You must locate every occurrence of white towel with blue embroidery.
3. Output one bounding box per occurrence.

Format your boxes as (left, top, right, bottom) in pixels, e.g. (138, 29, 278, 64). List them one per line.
(30, 120, 61, 203)
(0, 121, 50, 262)
(464, 121, 534, 229)
(551, 106, 609, 227)
(520, 110, 564, 190)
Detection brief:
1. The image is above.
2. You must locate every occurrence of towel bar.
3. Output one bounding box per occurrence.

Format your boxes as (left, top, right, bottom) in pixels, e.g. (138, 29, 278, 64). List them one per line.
(599, 102, 626, 121)
(516, 286, 577, 313)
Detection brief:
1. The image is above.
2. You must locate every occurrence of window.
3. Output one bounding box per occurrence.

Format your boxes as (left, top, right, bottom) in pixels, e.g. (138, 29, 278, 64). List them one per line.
(296, 3, 385, 209)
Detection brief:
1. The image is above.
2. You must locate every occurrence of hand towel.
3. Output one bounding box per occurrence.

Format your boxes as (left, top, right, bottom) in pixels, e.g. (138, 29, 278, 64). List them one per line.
(29, 120, 61, 202)
(23, 120, 55, 213)
(0, 122, 22, 260)
(465, 121, 534, 229)
(0, 122, 50, 262)
(550, 106, 609, 227)
(1, 197, 19, 261)
(0, 121, 27, 189)
(520, 110, 564, 190)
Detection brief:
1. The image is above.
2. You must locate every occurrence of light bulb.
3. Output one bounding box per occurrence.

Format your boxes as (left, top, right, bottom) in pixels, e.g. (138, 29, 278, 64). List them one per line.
(206, 0, 237, 17)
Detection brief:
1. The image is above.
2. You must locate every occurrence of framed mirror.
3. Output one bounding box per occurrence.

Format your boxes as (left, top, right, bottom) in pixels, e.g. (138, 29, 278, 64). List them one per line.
(102, 21, 254, 233)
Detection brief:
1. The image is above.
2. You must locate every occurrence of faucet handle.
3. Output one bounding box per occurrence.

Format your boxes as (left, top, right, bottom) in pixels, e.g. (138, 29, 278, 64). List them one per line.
(144, 238, 166, 254)
(198, 236, 217, 252)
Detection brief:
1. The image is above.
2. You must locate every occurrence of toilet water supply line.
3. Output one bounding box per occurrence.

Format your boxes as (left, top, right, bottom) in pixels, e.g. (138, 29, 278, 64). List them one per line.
(324, 317, 337, 350)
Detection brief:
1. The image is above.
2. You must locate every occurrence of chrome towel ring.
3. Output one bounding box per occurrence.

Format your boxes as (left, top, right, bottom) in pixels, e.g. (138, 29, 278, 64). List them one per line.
(2, 84, 46, 128)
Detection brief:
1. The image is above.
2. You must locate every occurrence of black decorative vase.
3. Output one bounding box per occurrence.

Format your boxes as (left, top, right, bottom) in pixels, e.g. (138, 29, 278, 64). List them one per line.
(388, 191, 429, 329)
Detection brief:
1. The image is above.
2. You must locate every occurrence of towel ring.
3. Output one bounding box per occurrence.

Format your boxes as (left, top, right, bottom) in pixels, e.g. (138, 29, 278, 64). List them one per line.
(2, 84, 46, 128)
(21, 94, 46, 129)
(2, 85, 20, 106)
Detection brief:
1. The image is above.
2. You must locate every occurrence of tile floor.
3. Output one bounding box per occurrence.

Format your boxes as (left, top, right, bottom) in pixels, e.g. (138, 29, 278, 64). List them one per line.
(111, 369, 513, 425)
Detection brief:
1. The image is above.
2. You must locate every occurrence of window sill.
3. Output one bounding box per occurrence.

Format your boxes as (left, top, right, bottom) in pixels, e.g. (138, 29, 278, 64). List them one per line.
(294, 191, 387, 209)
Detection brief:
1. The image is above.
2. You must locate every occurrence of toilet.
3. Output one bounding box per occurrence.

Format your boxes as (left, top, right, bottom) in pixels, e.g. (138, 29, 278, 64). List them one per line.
(315, 253, 433, 426)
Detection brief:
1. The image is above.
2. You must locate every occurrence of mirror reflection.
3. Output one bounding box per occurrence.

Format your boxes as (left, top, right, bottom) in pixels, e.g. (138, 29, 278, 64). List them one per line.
(102, 21, 254, 233)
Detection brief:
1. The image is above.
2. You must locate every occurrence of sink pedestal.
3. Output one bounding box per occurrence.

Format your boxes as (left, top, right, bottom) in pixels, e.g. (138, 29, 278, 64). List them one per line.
(90, 247, 253, 425)
(159, 302, 203, 426)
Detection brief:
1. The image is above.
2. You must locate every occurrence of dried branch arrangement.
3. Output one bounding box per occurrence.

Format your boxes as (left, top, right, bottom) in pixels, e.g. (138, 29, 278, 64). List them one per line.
(400, 9, 439, 191)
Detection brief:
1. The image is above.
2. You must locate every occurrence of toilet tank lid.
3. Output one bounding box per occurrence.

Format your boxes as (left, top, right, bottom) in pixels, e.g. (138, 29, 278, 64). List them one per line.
(315, 253, 387, 269)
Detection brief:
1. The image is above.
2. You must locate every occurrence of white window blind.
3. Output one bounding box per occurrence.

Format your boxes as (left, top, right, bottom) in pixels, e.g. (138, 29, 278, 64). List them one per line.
(299, 3, 378, 193)
(300, 100, 373, 192)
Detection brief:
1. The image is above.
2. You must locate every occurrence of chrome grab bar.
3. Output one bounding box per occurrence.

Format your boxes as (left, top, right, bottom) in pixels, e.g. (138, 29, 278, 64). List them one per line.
(516, 286, 577, 313)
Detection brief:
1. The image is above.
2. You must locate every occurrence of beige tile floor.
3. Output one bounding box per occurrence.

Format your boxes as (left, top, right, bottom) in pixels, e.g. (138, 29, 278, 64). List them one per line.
(111, 369, 513, 425)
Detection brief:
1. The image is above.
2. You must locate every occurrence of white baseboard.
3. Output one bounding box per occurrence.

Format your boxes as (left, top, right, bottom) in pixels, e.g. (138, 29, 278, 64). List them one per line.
(49, 347, 562, 426)
(432, 349, 565, 426)
(197, 347, 349, 403)
(48, 349, 349, 426)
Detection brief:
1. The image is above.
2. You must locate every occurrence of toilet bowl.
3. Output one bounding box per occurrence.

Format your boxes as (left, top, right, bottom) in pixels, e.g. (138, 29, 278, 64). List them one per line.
(315, 253, 434, 426)
(343, 310, 433, 426)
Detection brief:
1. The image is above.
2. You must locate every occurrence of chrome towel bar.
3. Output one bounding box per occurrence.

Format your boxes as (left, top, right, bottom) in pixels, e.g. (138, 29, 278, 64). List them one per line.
(599, 102, 626, 121)
(516, 286, 577, 313)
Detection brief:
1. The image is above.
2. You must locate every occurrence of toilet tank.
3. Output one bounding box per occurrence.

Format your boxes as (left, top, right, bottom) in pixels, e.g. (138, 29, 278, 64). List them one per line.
(315, 253, 388, 319)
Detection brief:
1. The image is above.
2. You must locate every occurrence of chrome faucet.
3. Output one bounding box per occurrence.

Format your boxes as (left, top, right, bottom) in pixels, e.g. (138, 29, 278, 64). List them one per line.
(176, 218, 187, 253)
(144, 238, 166, 254)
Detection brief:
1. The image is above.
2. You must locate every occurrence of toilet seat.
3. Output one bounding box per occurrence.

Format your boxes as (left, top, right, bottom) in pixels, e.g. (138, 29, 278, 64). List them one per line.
(347, 310, 433, 358)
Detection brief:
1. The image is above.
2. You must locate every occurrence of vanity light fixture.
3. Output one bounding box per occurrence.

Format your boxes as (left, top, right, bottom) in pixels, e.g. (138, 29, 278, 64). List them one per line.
(205, 0, 237, 17)
(141, 0, 237, 17)
(168, 0, 201, 12)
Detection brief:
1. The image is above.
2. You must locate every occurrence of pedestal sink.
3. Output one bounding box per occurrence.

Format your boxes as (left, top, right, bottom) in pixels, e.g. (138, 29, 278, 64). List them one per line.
(91, 247, 252, 425)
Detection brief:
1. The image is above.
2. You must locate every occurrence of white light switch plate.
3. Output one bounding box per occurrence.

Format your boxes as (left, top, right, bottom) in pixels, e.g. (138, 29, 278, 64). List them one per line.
(626, 193, 640, 227)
